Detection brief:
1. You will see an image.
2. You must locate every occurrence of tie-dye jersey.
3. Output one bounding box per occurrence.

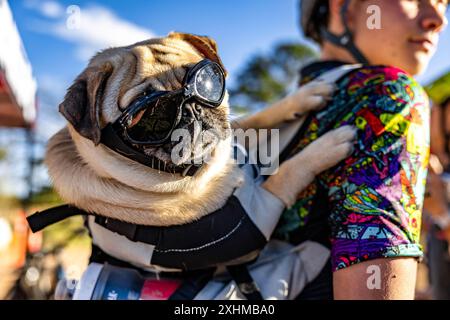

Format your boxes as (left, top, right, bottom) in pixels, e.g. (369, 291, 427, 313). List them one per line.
(274, 63, 430, 271)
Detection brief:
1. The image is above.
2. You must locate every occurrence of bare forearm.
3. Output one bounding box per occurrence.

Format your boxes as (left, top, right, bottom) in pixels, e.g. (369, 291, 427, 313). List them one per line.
(231, 97, 296, 130)
(333, 258, 418, 300)
(262, 155, 315, 207)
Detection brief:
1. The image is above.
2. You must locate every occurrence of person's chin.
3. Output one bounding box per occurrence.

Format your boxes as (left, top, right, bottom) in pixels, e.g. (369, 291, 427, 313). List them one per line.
(398, 53, 431, 76)
(411, 52, 434, 76)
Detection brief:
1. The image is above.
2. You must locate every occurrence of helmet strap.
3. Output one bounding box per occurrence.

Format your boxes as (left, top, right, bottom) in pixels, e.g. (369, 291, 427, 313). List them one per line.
(319, 0, 369, 64)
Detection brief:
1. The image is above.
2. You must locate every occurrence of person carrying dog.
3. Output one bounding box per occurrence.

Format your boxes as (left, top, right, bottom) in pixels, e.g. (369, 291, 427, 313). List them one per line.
(129, 0, 447, 300)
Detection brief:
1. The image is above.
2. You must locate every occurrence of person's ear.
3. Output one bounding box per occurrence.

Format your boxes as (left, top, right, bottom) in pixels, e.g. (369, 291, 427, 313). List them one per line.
(329, 0, 359, 32)
(168, 32, 228, 77)
(328, 0, 353, 34)
(59, 63, 113, 145)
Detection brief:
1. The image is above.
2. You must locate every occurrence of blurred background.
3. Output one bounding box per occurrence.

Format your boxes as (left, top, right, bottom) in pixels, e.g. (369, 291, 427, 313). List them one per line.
(0, 0, 449, 300)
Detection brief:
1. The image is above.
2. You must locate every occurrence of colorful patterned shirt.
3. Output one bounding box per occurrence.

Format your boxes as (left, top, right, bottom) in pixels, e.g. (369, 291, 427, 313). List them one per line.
(274, 61, 430, 271)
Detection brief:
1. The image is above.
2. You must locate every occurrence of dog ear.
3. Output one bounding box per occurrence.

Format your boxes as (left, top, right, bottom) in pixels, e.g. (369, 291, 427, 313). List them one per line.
(168, 32, 228, 77)
(59, 63, 113, 145)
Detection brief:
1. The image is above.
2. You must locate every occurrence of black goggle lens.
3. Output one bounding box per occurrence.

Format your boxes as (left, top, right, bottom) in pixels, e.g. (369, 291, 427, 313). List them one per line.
(126, 94, 181, 143)
(120, 60, 225, 145)
(194, 63, 224, 103)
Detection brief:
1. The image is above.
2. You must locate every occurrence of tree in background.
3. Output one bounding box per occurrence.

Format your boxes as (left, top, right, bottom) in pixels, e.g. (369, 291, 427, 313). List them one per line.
(229, 42, 317, 115)
(425, 70, 450, 105)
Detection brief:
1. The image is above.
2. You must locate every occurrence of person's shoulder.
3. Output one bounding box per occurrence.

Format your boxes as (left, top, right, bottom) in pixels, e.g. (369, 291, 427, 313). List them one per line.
(338, 65, 429, 109)
(343, 65, 422, 92)
(341, 65, 414, 86)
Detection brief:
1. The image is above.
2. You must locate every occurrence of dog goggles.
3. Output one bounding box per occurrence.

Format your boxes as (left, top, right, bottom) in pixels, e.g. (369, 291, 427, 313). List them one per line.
(111, 59, 225, 146)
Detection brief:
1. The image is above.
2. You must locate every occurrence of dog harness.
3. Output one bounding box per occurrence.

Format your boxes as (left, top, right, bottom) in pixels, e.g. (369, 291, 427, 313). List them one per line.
(26, 144, 288, 299)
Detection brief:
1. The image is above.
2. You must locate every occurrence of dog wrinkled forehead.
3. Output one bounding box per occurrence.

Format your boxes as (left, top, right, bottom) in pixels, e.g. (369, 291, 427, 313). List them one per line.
(126, 32, 227, 79)
(115, 33, 227, 110)
(166, 32, 227, 76)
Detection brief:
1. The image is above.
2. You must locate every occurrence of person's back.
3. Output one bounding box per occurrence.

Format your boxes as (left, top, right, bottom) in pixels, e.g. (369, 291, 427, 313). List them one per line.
(272, 0, 448, 299)
(274, 61, 429, 274)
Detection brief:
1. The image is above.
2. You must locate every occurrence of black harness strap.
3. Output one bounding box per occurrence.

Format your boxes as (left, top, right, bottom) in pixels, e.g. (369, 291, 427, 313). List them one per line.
(27, 204, 88, 233)
(94, 216, 160, 244)
(227, 264, 263, 300)
(168, 268, 216, 300)
(319, 0, 369, 65)
(27, 205, 161, 245)
(26, 197, 266, 255)
(27, 203, 265, 300)
(101, 124, 201, 177)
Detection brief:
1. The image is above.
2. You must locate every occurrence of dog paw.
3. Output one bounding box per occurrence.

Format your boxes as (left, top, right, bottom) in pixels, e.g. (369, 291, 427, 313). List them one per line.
(300, 125, 357, 175)
(300, 80, 336, 112)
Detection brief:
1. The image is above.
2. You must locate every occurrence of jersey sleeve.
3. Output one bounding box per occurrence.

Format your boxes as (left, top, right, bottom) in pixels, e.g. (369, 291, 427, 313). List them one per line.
(324, 66, 430, 271)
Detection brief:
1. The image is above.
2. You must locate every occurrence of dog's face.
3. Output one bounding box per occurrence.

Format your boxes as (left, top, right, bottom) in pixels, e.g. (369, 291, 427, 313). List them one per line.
(59, 32, 230, 169)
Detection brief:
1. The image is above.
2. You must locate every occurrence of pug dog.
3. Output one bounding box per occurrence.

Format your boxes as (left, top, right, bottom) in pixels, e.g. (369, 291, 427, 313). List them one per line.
(43, 33, 355, 282)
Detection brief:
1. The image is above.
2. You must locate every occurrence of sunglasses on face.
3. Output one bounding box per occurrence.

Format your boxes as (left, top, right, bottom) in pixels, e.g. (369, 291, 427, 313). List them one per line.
(108, 59, 226, 146)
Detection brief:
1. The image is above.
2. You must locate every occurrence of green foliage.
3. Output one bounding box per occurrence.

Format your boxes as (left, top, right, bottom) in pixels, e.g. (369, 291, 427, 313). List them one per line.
(425, 70, 450, 105)
(28, 186, 63, 206)
(0, 148, 6, 161)
(230, 42, 318, 114)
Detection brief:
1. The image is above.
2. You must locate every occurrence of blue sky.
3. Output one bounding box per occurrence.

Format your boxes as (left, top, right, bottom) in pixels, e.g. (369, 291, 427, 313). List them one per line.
(2, 0, 450, 196)
(9, 0, 450, 126)
(9, 0, 309, 138)
(8, 1, 450, 114)
(4, 0, 305, 196)
(10, 0, 302, 104)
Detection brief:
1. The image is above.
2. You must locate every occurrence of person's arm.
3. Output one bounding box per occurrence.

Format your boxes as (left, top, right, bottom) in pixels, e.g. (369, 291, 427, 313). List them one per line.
(323, 66, 430, 299)
(334, 258, 417, 300)
(131, 126, 356, 270)
(231, 80, 335, 130)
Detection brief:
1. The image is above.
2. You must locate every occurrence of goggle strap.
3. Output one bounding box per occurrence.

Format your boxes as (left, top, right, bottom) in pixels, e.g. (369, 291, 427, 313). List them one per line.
(100, 124, 201, 176)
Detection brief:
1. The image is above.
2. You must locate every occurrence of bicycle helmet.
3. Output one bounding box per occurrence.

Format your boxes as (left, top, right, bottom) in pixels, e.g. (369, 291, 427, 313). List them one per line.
(299, 0, 368, 64)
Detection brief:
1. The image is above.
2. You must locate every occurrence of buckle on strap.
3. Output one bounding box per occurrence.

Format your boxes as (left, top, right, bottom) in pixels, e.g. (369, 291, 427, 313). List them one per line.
(238, 281, 260, 295)
(226, 264, 263, 300)
(95, 216, 137, 241)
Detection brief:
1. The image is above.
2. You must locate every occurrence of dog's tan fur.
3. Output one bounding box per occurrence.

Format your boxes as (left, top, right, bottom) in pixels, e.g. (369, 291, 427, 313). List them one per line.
(46, 32, 354, 228)
(46, 33, 245, 226)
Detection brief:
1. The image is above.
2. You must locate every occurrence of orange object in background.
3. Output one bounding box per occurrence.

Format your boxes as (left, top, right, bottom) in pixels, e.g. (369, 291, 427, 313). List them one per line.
(27, 229, 43, 254)
(0, 217, 13, 252)
(9, 210, 29, 268)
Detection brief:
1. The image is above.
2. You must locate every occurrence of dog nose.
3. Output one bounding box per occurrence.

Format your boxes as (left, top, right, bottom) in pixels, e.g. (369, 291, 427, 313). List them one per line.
(182, 102, 203, 122)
